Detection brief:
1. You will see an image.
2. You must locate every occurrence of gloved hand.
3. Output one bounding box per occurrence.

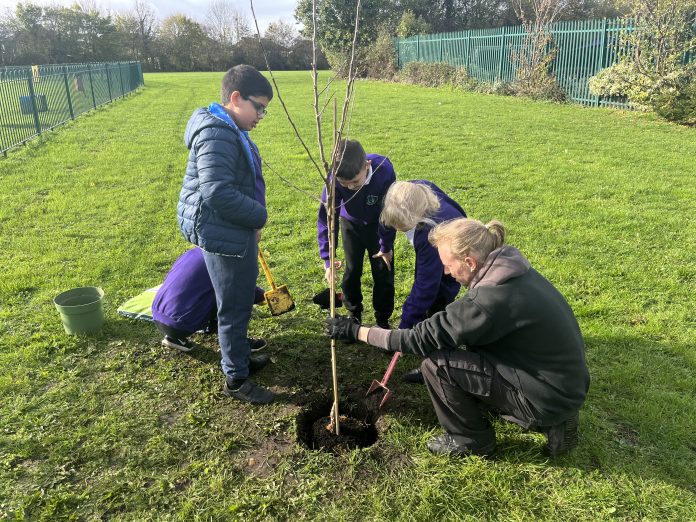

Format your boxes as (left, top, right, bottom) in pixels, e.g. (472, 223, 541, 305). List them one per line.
(324, 315, 361, 342)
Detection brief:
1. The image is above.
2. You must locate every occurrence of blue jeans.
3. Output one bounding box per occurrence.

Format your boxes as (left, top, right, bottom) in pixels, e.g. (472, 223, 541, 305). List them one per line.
(202, 239, 257, 380)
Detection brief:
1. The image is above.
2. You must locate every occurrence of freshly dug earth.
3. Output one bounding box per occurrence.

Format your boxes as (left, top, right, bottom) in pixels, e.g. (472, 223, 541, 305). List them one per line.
(311, 415, 373, 452)
(297, 397, 378, 453)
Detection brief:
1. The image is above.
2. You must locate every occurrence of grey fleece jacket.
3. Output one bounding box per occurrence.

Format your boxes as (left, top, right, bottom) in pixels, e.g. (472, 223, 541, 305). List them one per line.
(383, 245, 590, 425)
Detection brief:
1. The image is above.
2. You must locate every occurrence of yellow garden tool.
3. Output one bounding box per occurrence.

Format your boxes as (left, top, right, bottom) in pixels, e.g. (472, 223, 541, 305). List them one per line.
(258, 249, 295, 316)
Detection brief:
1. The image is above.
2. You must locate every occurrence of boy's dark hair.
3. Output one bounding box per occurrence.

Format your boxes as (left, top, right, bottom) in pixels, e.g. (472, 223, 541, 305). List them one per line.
(333, 140, 366, 180)
(221, 65, 273, 104)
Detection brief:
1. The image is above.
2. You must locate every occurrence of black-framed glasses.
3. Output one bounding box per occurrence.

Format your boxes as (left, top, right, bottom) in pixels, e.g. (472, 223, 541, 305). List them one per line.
(244, 96, 267, 117)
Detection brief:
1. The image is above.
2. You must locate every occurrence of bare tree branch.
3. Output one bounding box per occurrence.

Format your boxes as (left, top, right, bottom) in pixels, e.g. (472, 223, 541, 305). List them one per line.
(312, 0, 330, 175)
(249, 0, 326, 182)
(261, 159, 323, 203)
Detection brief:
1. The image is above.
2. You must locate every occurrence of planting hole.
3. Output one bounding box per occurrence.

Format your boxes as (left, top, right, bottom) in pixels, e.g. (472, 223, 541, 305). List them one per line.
(297, 397, 378, 453)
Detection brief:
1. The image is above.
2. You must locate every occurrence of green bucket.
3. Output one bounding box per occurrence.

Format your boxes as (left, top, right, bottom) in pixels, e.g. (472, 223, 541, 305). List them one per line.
(53, 286, 105, 334)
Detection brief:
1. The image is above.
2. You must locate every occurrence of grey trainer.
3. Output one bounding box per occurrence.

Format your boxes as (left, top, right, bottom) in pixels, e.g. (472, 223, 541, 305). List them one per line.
(223, 379, 275, 404)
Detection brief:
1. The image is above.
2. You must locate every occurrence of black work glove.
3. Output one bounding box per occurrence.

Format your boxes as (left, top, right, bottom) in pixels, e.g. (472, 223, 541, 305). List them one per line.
(324, 315, 360, 342)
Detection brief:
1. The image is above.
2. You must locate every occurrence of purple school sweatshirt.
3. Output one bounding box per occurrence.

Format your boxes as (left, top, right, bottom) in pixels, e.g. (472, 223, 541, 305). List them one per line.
(398, 180, 467, 329)
(317, 154, 397, 267)
(152, 248, 216, 333)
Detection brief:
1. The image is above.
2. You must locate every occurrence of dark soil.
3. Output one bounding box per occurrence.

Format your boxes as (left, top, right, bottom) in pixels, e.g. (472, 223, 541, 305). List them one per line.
(297, 396, 378, 453)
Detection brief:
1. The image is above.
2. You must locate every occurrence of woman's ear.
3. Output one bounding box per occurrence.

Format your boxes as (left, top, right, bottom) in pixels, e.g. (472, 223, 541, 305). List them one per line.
(464, 256, 477, 273)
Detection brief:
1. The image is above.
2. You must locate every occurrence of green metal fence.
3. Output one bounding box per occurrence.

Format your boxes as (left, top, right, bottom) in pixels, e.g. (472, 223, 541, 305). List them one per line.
(396, 18, 640, 108)
(1, 61, 144, 155)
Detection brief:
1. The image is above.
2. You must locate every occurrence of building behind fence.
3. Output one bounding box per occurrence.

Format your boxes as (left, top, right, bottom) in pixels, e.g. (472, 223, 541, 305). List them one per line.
(396, 18, 640, 108)
(1, 61, 144, 155)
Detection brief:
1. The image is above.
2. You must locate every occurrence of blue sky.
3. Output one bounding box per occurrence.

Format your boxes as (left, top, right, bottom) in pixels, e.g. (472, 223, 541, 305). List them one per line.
(0, 0, 298, 32)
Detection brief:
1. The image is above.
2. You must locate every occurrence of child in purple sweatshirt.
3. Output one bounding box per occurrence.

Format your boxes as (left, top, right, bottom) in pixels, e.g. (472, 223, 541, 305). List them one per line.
(317, 140, 396, 328)
(152, 247, 266, 352)
(380, 180, 467, 381)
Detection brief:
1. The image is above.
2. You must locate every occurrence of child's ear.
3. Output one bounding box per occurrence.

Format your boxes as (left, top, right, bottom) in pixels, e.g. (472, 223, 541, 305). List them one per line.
(225, 90, 241, 108)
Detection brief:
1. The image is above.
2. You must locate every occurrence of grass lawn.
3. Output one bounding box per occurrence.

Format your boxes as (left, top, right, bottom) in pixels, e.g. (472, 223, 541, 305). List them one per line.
(1, 71, 695, 520)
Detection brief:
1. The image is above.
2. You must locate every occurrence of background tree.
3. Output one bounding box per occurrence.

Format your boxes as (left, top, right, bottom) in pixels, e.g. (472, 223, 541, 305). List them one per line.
(287, 38, 330, 69)
(232, 36, 287, 70)
(157, 14, 210, 71)
(265, 19, 298, 48)
(295, 0, 392, 73)
(8, 3, 50, 64)
(396, 9, 430, 37)
(130, 0, 158, 69)
(508, 0, 569, 99)
(205, 0, 249, 46)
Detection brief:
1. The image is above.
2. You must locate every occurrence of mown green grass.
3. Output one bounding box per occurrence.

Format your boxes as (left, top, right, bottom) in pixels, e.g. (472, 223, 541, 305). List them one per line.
(1, 71, 695, 520)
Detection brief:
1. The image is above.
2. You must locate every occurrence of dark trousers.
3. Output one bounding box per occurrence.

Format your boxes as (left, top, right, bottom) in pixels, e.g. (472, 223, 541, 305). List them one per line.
(421, 350, 541, 451)
(154, 307, 218, 340)
(154, 320, 192, 340)
(340, 219, 394, 324)
(202, 238, 258, 381)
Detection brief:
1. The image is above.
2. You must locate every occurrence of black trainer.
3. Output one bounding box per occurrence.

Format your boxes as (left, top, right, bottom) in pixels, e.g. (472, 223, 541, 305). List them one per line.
(248, 353, 271, 374)
(376, 320, 390, 329)
(544, 412, 579, 456)
(223, 379, 275, 404)
(161, 336, 198, 352)
(426, 433, 496, 457)
(248, 337, 267, 352)
(403, 367, 424, 384)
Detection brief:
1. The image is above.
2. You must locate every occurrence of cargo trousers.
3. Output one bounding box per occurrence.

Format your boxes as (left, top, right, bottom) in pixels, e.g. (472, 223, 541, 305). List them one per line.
(421, 349, 542, 452)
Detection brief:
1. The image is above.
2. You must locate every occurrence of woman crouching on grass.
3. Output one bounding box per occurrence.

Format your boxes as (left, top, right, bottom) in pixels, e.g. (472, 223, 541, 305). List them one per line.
(326, 218, 590, 457)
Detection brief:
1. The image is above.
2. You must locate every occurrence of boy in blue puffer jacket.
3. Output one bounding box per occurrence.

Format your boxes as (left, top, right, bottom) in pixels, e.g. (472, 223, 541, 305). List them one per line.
(177, 65, 274, 404)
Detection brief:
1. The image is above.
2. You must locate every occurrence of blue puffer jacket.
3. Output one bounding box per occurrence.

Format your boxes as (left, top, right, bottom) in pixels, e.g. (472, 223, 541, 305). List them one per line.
(177, 107, 267, 257)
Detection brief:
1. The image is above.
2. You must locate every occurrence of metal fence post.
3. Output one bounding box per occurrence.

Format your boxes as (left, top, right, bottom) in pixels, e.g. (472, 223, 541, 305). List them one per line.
(497, 26, 506, 82)
(466, 34, 471, 71)
(105, 63, 112, 101)
(394, 38, 400, 69)
(62, 65, 75, 119)
(86, 63, 97, 108)
(118, 62, 125, 97)
(416, 35, 420, 61)
(26, 72, 42, 136)
(440, 33, 444, 62)
(596, 18, 608, 106)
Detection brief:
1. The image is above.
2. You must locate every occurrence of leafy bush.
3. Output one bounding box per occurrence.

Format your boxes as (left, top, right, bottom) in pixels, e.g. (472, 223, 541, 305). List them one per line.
(397, 60, 566, 101)
(364, 27, 398, 80)
(475, 81, 515, 96)
(588, 0, 696, 124)
(509, 54, 567, 102)
(590, 61, 696, 124)
(651, 69, 696, 126)
(509, 74, 567, 101)
(451, 67, 480, 91)
(399, 61, 456, 87)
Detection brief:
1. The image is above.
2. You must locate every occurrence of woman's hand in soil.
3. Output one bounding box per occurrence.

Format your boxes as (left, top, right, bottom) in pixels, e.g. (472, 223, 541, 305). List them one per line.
(325, 315, 361, 342)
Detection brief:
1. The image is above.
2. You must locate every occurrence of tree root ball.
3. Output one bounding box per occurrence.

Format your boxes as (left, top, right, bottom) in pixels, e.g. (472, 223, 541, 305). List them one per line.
(297, 397, 378, 453)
